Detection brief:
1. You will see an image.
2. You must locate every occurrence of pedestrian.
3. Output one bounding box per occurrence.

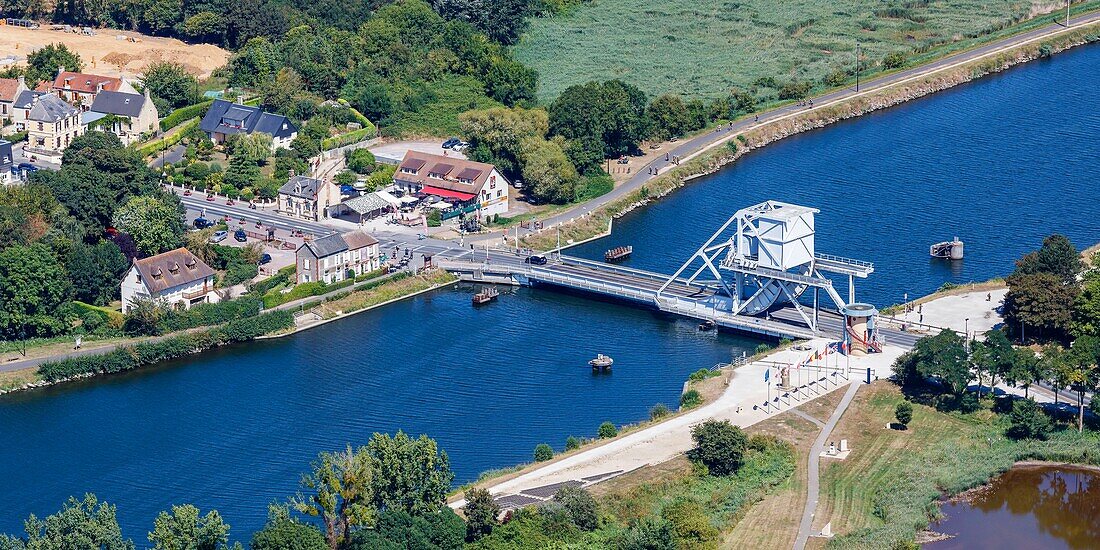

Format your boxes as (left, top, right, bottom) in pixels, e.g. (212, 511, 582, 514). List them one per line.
(74, 335, 82, 350)
(754, 115, 759, 122)
(665, 153, 669, 161)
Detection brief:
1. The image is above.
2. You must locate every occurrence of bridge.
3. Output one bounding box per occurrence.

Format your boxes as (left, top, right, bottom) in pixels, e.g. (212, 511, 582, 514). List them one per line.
(441, 201, 923, 349)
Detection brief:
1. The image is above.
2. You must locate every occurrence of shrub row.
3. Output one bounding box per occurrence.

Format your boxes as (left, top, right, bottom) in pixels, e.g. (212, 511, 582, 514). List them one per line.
(262, 279, 355, 308)
(250, 265, 296, 295)
(38, 310, 293, 383)
(160, 296, 264, 332)
(160, 100, 214, 131)
(137, 119, 199, 157)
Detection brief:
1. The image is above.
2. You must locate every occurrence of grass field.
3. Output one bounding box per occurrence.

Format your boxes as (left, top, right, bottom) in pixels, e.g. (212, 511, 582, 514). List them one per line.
(516, 0, 1063, 101)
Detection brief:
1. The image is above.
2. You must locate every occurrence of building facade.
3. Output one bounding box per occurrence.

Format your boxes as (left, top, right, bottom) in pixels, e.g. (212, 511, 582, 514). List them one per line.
(278, 174, 340, 221)
(48, 70, 133, 109)
(0, 76, 28, 121)
(86, 89, 159, 145)
(121, 248, 220, 312)
(393, 151, 509, 222)
(0, 140, 13, 185)
(199, 99, 298, 152)
(23, 94, 83, 163)
(295, 230, 380, 284)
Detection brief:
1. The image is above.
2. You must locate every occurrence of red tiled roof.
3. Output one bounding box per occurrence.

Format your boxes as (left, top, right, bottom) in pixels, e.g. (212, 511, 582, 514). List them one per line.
(51, 71, 122, 94)
(396, 151, 507, 197)
(0, 78, 22, 102)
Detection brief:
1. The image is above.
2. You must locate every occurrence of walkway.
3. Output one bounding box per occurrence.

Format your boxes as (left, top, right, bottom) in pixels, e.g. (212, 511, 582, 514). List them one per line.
(793, 379, 863, 550)
(481, 11, 1100, 243)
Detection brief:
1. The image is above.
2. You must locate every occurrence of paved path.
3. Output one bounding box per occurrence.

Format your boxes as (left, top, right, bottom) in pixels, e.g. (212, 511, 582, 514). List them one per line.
(478, 11, 1100, 244)
(794, 379, 863, 550)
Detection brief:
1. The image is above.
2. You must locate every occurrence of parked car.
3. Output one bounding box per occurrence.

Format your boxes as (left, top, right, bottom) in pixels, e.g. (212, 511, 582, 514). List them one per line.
(453, 141, 470, 152)
(442, 137, 461, 149)
(234, 229, 247, 242)
(259, 253, 272, 265)
(210, 230, 228, 243)
(525, 255, 548, 265)
(193, 217, 213, 229)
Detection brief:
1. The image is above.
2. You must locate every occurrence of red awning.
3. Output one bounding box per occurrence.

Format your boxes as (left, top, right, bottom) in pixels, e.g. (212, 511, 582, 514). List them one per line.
(421, 185, 476, 202)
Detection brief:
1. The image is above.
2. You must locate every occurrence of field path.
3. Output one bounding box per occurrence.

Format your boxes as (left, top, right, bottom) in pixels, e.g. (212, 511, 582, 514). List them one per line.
(489, 12, 1100, 245)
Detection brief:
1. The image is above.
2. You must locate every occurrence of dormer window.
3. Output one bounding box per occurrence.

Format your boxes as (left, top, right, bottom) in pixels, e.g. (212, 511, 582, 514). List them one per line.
(168, 262, 180, 273)
(151, 267, 162, 278)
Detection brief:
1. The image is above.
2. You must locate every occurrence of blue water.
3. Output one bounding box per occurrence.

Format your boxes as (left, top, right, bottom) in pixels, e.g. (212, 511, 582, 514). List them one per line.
(2, 43, 1098, 540)
(573, 44, 1100, 308)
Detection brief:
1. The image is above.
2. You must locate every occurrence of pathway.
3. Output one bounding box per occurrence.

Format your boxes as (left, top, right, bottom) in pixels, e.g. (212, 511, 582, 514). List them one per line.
(477, 11, 1100, 243)
(793, 379, 863, 550)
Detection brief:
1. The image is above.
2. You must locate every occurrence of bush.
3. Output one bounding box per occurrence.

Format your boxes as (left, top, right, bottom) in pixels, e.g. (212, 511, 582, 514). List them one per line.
(464, 488, 500, 542)
(427, 209, 442, 227)
(680, 389, 702, 409)
(565, 436, 581, 451)
(1006, 398, 1052, 440)
(160, 100, 214, 131)
(552, 486, 598, 531)
(618, 518, 678, 550)
(160, 296, 264, 332)
(250, 265, 296, 295)
(661, 499, 719, 547)
(688, 368, 719, 382)
(883, 52, 907, 69)
(533, 443, 554, 462)
(346, 148, 377, 174)
(687, 419, 748, 476)
(222, 262, 259, 287)
(895, 401, 913, 429)
(754, 343, 772, 355)
(597, 421, 618, 439)
(649, 403, 671, 420)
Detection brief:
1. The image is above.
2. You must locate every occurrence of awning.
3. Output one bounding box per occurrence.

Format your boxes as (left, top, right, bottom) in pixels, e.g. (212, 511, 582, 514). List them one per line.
(344, 193, 391, 215)
(375, 189, 402, 207)
(421, 185, 476, 202)
(428, 201, 453, 209)
(399, 196, 419, 205)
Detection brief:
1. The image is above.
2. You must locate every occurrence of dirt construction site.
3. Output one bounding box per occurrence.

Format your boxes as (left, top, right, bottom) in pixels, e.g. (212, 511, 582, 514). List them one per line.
(0, 25, 229, 79)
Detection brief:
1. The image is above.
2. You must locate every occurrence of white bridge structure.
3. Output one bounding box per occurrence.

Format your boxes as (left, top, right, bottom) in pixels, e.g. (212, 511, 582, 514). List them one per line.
(442, 200, 909, 347)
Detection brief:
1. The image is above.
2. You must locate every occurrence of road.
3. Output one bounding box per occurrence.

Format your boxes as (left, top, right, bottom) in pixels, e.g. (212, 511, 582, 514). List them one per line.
(490, 11, 1100, 242)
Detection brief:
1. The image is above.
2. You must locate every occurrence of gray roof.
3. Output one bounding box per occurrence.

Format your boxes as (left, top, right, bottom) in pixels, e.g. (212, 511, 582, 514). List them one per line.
(199, 99, 297, 139)
(278, 175, 322, 199)
(89, 90, 146, 117)
(13, 90, 43, 109)
(27, 94, 78, 123)
(304, 233, 348, 258)
(0, 140, 12, 169)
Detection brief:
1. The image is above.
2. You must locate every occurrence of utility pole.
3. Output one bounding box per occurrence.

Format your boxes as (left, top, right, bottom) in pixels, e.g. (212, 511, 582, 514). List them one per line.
(855, 41, 861, 92)
(1067, 0, 1071, 27)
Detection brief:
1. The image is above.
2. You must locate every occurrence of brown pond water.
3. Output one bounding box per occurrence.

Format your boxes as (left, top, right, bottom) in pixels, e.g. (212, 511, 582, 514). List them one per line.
(929, 466, 1100, 550)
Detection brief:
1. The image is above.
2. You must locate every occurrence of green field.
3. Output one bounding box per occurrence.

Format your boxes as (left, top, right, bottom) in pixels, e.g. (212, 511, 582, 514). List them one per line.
(516, 0, 1046, 102)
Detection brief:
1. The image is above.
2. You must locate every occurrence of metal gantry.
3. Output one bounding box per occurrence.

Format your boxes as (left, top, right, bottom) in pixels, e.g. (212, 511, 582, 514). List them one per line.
(656, 200, 874, 333)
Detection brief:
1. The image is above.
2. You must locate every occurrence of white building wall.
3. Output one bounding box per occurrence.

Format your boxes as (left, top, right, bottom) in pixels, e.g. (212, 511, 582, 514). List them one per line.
(120, 265, 221, 312)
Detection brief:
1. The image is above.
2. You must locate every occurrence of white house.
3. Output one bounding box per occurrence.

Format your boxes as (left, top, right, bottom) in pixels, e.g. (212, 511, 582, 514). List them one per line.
(393, 151, 510, 222)
(121, 248, 220, 312)
(295, 230, 380, 284)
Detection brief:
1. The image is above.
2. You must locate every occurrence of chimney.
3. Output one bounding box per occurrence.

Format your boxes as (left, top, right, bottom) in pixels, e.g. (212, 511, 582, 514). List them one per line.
(288, 169, 296, 178)
(236, 95, 245, 105)
(96, 82, 104, 93)
(57, 66, 65, 77)
(17, 75, 25, 88)
(144, 86, 152, 101)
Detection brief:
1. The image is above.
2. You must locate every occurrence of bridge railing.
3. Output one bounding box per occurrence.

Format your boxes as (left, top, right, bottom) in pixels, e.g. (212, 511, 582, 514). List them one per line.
(559, 255, 697, 283)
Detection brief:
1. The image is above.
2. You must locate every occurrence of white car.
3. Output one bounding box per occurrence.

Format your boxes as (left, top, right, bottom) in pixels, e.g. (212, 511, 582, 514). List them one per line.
(210, 230, 228, 243)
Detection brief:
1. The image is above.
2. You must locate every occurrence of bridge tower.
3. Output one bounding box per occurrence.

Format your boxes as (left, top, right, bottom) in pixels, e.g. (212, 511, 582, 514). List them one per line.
(655, 200, 875, 334)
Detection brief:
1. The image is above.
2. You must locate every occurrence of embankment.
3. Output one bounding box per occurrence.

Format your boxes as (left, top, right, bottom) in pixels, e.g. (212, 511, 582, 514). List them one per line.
(521, 24, 1100, 251)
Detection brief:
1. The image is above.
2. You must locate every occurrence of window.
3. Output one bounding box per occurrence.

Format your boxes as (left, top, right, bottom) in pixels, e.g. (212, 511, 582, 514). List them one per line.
(37, 122, 43, 131)
(303, 258, 310, 270)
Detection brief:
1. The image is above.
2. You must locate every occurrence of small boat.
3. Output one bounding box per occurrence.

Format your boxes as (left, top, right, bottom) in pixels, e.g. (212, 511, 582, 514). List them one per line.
(604, 245, 633, 262)
(589, 354, 613, 370)
(472, 287, 499, 306)
(930, 237, 964, 260)
(698, 319, 716, 331)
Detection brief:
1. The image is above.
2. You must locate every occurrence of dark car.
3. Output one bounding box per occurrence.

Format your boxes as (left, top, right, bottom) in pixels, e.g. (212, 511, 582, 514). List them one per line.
(525, 255, 548, 265)
(442, 137, 461, 149)
(234, 229, 247, 242)
(259, 253, 272, 265)
(16, 163, 38, 172)
(193, 217, 213, 229)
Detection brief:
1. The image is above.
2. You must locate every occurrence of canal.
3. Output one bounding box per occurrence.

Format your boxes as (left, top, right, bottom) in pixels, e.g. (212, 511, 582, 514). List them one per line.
(1, 44, 1098, 539)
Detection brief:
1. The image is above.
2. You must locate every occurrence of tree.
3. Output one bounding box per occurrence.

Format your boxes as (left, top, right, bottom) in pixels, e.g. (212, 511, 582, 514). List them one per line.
(66, 241, 129, 306)
(564, 436, 581, 451)
(250, 505, 326, 550)
(1005, 347, 1046, 399)
(25, 43, 83, 85)
(778, 80, 812, 100)
(912, 329, 970, 396)
(335, 171, 357, 187)
(345, 149, 377, 174)
(894, 401, 913, 429)
(232, 133, 274, 165)
(970, 330, 1015, 399)
(1015, 234, 1083, 284)
(223, 156, 262, 191)
(484, 57, 537, 106)
(1073, 272, 1100, 338)
(18, 494, 133, 550)
(366, 431, 454, 517)
(550, 80, 650, 158)
(552, 486, 598, 531)
(123, 297, 166, 335)
(660, 499, 718, 547)
(597, 421, 618, 439)
(1004, 272, 1078, 342)
(1067, 335, 1100, 432)
(882, 52, 906, 69)
(646, 94, 691, 141)
(462, 488, 499, 542)
(148, 504, 231, 550)
(346, 509, 464, 550)
(141, 0, 183, 36)
(687, 419, 748, 476)
(518, 137, 577, 204)
(292, 445, 375, 550)
(112, 196, 185, 257)
(143, 61, 199, 110)
(1006, 398, 1052, 440)
(182, 11, 227, 44)
(0, 244, 73, 339)
(533, 443, 553, 462)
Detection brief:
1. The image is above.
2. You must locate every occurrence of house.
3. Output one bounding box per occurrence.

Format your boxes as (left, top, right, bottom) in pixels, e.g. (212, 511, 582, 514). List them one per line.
(0, 140, 13, 185)
(199, 98, 298, 152)
(393, 151, 509, 222)
(48, 69, 135, 109)
(86, 89, 159, 145)
(10, 90, 44, 131)
(296, 230, 380, 284)
(278, 173, 340, 221)
(23, 93, 84, 163)
(0, 76, 27, 121)
(121, 248, 220, 312)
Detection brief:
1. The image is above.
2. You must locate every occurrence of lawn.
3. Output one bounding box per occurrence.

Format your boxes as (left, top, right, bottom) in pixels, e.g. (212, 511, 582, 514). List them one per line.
(515, 0, 1051, 102)
(383, 75, 503, 137)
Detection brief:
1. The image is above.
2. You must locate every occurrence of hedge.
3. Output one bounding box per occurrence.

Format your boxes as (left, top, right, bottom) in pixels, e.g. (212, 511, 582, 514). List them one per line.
(321, 125, 377, 151)
(138, 119, 199, 157)
(160, 296, 264, 332)
(38, 310, 294, 383)
(262, 278, 355, 308)
(72, 301, 124, 326)
(160, 99, 214, 131)
(250, 265, 296, 295)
